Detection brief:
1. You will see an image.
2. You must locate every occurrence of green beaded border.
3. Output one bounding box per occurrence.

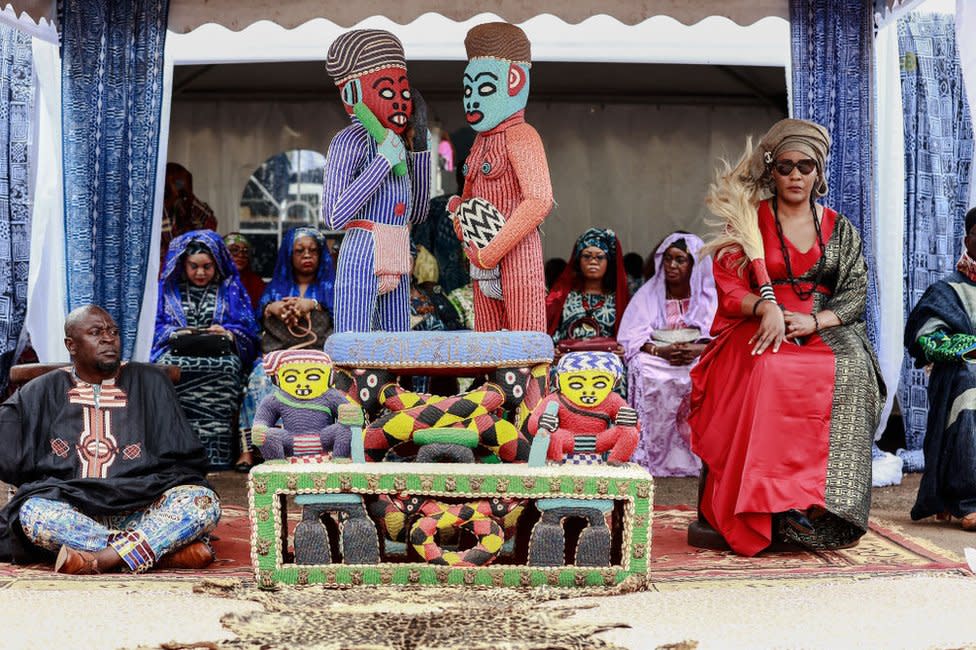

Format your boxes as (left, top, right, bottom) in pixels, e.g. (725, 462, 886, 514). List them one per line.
(249, 467, 653, 588)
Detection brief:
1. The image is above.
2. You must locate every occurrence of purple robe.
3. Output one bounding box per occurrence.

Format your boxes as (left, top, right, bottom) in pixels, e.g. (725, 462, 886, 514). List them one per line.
(616, 233, 717, 477)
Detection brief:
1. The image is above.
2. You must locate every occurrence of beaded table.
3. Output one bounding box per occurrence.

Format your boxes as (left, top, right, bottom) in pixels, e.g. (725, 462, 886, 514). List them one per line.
(248, 460, 653, 589)
(324, 330, 555, 375)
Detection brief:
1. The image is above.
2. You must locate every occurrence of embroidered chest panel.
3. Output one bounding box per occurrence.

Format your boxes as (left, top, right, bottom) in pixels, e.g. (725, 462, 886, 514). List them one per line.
(66, 381, 130, 479)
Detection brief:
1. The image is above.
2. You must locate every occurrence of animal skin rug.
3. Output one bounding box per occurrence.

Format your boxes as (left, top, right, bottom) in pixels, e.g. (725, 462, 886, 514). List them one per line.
(192, 582, 630, 650)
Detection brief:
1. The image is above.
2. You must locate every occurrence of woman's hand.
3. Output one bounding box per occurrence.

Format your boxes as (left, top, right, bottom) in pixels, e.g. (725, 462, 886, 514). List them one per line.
(265, 301, 288, 322)
(268, 297, 314, 327)
(641, 341, 706, 365)
(783, 310, 817, 340)
(282, 296, 317, 315)
(207, 324, 233, 340)
(281, 302, 302, 327)
(750, 300, 785, 355)
(645, 343, 677, 364)
(672, 342, 706, 365)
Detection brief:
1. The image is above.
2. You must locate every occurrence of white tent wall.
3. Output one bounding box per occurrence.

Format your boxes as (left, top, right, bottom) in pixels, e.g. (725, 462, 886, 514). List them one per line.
(872, 20, 906, 452)
(23, 36, 67, 362)
(167, 96, 782, 262)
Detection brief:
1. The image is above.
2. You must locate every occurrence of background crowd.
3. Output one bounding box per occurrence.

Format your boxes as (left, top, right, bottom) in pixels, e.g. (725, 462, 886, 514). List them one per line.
(150, 157, 719, 477)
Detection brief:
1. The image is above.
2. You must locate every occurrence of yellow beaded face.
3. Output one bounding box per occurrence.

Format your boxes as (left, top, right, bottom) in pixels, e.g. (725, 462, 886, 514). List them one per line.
(557, 370, 614, 408)
(277, 361, 331, 400)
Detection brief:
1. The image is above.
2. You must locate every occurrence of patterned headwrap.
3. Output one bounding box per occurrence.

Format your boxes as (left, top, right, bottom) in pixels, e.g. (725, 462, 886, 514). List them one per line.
(326, 29, 407, 86)
(223, 232, 251, 251)
(555, 351, 624, 380)
(263, 349, 333, 376)
(748, 118, 831, 197)
(546, 228, 629, 336)
(575, 227, 616, 258)
(293, 227, 319, 243)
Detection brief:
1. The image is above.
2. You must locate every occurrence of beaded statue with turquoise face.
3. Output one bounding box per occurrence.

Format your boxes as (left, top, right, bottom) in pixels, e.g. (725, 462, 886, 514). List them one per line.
(462, 57, 530, 132)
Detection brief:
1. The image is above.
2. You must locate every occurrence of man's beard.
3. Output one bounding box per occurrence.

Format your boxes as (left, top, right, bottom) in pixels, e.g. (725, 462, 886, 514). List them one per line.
(96, 358, 121, 374)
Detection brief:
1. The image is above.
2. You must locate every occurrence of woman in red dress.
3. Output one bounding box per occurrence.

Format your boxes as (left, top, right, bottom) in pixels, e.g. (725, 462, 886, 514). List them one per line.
(689, 119, 884, 556)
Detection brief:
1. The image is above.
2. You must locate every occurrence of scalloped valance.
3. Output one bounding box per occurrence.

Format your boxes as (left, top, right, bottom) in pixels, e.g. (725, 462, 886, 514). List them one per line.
(0, 1, 56, 43)
(7, 1, 945, 38)
(165, 0, 791, 32)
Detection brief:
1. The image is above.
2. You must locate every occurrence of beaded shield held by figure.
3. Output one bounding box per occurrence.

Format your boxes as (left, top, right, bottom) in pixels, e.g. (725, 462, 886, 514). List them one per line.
(457, 197, 506, 300)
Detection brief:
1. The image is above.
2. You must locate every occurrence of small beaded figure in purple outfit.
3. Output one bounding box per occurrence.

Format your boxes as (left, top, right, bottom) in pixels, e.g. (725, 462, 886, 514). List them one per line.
(251, 350, 354, 459)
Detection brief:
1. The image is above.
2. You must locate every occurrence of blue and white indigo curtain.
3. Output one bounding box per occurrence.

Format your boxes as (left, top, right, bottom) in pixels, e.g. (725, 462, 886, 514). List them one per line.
(61, 0, 170, 359)
(789, 0, 880, 349)
(897, 13, 973, 468)
(0, 25, 34, 391)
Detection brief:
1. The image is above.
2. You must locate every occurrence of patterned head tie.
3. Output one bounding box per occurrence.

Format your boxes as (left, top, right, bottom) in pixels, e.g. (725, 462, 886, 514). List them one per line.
(223, 232, 250, 250)
(464, 22, 532, 65)
(326, 29, 407, 87)
(292, 227, 324, 247)
(555, 351, 624, 379)
(263, 349, 333, 375)
(575, 227, 616, 258)
(748, 118, 831, 197)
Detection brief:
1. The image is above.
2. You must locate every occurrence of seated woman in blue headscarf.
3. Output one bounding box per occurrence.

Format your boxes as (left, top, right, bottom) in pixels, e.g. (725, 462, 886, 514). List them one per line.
(259, 227, 336, 330)
(152, 230, 259, 470)
(235, 227, 336, 471)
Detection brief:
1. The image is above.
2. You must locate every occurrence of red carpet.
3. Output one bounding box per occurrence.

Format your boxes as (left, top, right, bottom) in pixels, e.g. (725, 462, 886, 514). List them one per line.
(0, 505, 967, 586)
(0, 504, 254, 582)
(649, 506, 970, 587)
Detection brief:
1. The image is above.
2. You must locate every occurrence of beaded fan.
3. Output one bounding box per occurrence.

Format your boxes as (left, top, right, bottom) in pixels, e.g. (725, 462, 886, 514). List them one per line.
(703, 139, 774, 294)
(704, 139, 765, 267)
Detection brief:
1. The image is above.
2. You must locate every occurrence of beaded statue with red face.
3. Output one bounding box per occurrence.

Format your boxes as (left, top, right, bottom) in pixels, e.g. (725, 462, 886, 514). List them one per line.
(323, 29, 431, 333)
(338, 68, 414, 135)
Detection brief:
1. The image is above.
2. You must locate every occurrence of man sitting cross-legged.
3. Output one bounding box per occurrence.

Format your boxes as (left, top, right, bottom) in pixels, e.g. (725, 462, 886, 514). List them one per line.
(0, 305, 220, 574)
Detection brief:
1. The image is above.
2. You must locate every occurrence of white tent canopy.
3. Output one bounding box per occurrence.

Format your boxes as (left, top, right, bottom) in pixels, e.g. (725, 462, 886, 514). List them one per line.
(4, 0, 788, 33)
(0, 1, 55, 42)
(5, 0, 934, 36)
(165, 0, 789, 31)
(168, 13, 789, 66)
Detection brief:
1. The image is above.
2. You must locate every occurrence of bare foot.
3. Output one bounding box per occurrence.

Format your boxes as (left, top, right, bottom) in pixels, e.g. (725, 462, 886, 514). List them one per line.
(961, 512, 976, 531)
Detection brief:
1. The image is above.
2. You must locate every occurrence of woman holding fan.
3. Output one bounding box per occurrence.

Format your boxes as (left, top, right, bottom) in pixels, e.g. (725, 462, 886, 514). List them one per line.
(689, 119, 884, 556)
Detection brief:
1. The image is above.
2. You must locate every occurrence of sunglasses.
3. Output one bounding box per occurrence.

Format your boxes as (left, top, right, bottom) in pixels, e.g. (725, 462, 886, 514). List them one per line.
(772, 158, 817, 176)
(580, 252, 608, 262)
